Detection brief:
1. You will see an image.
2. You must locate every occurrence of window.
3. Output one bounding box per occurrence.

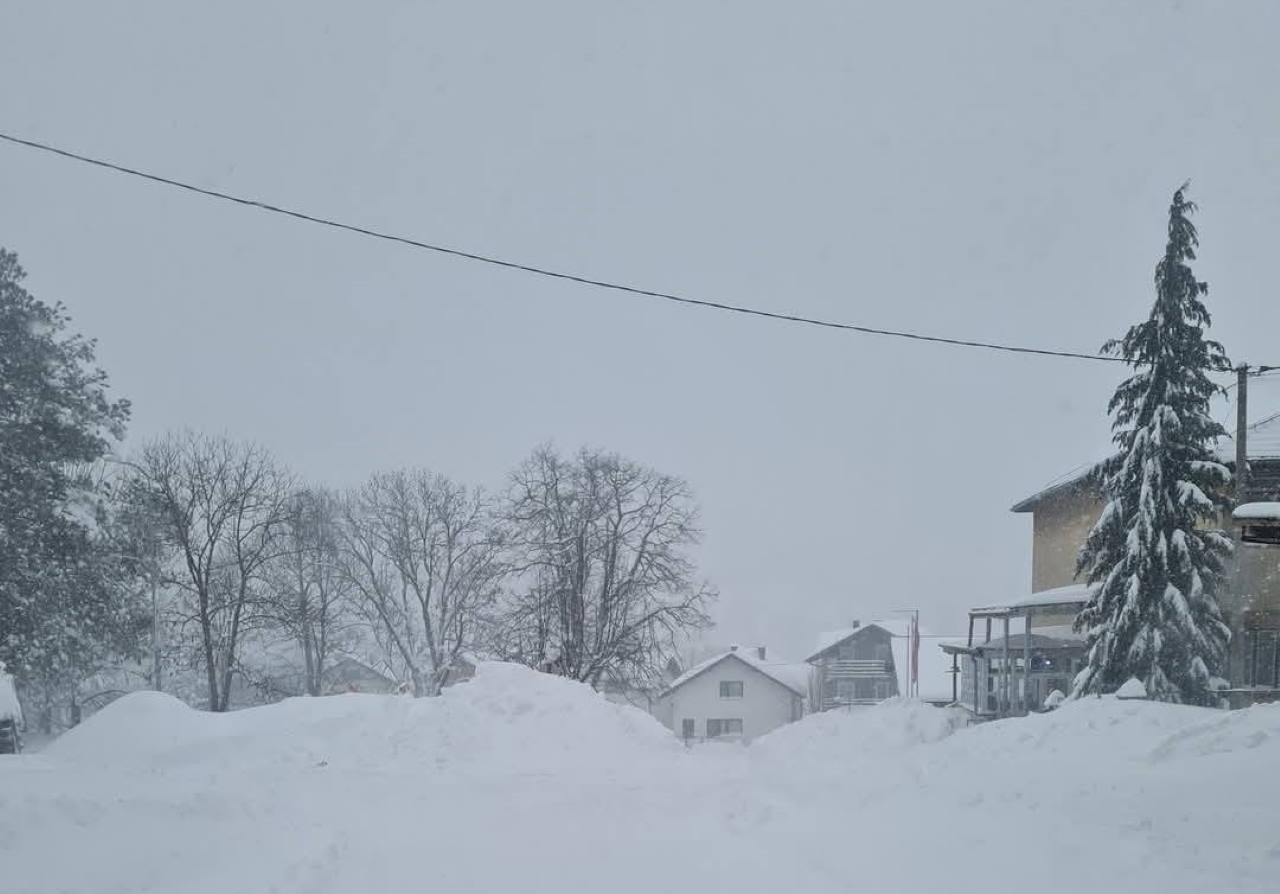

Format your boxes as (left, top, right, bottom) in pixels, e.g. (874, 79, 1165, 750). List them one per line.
(838, 644, 855, 660)
(681, 719, 695, 739)
(706, 718, 743, 738)
(719, 680, 744, 699)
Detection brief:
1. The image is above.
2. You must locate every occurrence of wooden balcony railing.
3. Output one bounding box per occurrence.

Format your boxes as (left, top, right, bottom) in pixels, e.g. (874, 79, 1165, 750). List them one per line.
(821, 659, 889, 679)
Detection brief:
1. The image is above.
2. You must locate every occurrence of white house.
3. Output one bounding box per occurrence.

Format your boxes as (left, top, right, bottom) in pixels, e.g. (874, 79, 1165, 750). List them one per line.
(654, 646, 809, 742)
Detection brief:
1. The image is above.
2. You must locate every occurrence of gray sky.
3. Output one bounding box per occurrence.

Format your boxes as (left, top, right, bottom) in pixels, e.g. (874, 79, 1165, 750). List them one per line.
(4, 1, 1280, 660)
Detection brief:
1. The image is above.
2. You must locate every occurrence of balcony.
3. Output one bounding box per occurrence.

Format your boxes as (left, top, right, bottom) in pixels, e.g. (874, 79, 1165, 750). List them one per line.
(821, 659, 889, 679)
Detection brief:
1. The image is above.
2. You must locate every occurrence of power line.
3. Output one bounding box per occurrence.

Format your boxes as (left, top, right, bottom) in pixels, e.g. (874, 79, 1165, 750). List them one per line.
(1, 129, 1127, 363)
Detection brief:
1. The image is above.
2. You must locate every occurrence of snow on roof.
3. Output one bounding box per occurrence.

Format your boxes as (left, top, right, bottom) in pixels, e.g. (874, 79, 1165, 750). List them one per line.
(1010, 461, 1103, 513)
(811, 628, 858, 659)
(661, 648, 810, 697)
(1116, 677, 1148, 699)
(1012, 583, 1091, 608)
(808, 620, 914, 662)
(808, 622, 960, 702)
(1014, 414, 1280, 513)
(972, 583, 1091, 616)
(1233, 502, 1280, 521)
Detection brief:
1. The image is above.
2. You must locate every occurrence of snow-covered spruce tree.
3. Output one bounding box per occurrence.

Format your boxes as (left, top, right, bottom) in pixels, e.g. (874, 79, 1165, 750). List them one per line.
(1073, 185, 1233, 705)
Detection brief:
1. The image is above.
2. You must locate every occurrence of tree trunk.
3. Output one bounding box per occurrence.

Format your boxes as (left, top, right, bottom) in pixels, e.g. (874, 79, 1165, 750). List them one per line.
(199, 590, 221, 712)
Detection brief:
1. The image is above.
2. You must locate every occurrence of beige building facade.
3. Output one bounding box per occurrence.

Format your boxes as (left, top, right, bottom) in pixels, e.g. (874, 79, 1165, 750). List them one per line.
(1010, 429, 1280, 702)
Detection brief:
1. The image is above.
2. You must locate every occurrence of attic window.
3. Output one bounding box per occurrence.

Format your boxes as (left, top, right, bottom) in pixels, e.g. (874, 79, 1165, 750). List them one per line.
(719, 681, 744, 699)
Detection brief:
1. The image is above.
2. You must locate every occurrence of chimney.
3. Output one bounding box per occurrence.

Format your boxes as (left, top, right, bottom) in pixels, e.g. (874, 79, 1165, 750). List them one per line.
(729, 644, 739, 652)
(756, 646, 767, 660)
(851, 620, 860, 629)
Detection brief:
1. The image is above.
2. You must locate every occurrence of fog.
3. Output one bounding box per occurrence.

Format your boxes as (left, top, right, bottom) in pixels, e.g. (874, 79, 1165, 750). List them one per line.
(4, 0, 1280, 659)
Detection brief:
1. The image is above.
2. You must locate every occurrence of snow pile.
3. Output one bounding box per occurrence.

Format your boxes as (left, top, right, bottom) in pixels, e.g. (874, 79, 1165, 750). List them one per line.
(1147, 701, 1280, 762)
(753, 697, 967, 767)
(48, 662, 680, 777)
(7, 665, 1280, 894)
(1116, 676, 1148, 699)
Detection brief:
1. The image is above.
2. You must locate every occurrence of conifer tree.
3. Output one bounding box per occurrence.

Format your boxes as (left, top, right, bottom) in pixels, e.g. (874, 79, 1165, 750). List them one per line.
(1074, 185, 1233, 705)
(0, 248, 140, 684)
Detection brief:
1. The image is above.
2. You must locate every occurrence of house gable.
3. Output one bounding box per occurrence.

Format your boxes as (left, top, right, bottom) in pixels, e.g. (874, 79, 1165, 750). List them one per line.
(662, 652, 806, 700)
(806, 623, 897, 664)
(657, 651, 806, 742)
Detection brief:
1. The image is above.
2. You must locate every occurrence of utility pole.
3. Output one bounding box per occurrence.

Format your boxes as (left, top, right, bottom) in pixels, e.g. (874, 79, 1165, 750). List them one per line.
(1237, 364, 1250, 506)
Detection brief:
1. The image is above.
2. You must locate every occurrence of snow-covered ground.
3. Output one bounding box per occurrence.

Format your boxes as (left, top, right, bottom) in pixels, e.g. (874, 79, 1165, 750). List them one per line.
(2, 663, 1278, 893)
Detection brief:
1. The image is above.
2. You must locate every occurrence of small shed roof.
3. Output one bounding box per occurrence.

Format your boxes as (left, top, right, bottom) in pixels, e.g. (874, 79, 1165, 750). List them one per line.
(945, 630, 1084, 656)
(970, 583, 1090, 618)
(1233, 502, 1280, 522)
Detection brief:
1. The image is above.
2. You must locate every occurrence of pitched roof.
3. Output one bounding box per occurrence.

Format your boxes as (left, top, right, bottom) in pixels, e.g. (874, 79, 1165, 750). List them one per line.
(807, 619, 912, 663)
(1012, 411, 1280, 513)
(1010, 463, 1102, 513)
(661, 649, 809, 698)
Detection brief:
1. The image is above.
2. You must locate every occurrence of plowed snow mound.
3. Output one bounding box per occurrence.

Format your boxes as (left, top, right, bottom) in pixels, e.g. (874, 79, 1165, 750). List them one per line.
(941, 695, 1280, 765)
(752, 698, 968, 765)
(46, 662, 680, 776)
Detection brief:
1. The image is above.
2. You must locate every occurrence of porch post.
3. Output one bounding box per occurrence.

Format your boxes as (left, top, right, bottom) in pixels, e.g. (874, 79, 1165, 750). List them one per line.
(1002, 615, 1011, 716)
(972, 654, 980, 714)
(1022, 608, 1033, 715)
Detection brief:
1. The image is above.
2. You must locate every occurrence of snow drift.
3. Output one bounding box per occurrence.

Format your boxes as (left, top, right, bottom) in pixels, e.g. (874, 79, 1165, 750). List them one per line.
(46, 661, 680, 777)
(5, 664, 1280, 894)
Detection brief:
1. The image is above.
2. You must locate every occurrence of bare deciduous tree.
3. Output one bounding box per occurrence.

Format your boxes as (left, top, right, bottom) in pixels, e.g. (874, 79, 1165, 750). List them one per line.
(340, 470, 505, 696)
(264, 488, 353, 696)
(133, 432, 293, 711)
(501, 446, 713, 692)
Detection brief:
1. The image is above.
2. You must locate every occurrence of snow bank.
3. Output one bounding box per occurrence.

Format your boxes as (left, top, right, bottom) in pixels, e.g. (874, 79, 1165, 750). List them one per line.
(753, 697, 968, 766)
(10, 667, 1280, 894)
(48, 662, 680, 777)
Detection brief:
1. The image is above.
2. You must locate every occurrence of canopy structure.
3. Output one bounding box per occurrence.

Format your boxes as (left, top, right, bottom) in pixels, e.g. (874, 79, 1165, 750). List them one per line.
(1234, 502, 1280, 545)
(943, 585, 1090, 719)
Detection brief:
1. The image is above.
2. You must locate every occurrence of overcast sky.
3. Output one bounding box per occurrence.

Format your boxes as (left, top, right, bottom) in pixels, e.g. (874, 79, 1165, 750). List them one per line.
(4, 2, 1280, 660)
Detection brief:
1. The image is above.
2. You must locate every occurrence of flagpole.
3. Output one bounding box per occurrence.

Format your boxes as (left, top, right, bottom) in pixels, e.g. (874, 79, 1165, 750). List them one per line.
(893, 607, 921, 699)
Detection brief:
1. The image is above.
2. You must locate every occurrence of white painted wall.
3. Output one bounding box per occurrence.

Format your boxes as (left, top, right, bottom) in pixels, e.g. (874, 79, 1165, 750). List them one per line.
(656, 655, 802, 742)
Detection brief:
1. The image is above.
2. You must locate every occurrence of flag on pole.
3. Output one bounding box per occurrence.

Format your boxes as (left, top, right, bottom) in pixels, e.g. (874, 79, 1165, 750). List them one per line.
(909, 614, 920, 696)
